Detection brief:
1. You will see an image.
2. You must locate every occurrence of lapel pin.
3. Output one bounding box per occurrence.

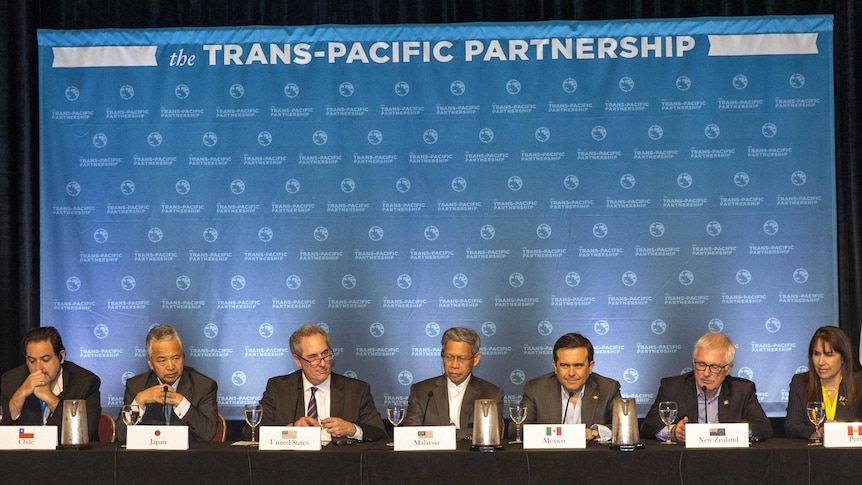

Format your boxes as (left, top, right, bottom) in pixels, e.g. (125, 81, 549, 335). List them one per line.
(592, 395, 598, 400)
(723, 400, 729, 406)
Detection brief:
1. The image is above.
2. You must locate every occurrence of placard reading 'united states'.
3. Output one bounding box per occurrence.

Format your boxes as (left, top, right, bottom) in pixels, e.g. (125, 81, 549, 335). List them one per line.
(39, 16, 836, 419)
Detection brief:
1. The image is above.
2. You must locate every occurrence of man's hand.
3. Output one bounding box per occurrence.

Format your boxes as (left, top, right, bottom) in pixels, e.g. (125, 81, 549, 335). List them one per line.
(320, 417, 357, 438)
(292, 415, 320, 427)
(672, 416, 689, 442)
(134, 384, 185, 406)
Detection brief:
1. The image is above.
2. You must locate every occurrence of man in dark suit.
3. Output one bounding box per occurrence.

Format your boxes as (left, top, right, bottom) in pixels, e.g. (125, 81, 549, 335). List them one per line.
(0, 327, 102, 442)
(257, 324, 386, 442)
(403, 327, 503, 440)
(522, 332, 621, 442)
(641, 332, 773, 442)
(115, 324, 218, 442)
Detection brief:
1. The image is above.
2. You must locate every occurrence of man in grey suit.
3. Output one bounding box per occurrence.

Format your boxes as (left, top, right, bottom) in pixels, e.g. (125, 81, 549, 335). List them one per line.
(522, 332, 621, 442)
(116, 324, 219, 442)
(403, 327, 503, 440)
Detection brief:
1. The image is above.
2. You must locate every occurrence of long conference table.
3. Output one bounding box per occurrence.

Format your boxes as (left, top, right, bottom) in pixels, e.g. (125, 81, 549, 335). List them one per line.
(0, 438, 857, 484)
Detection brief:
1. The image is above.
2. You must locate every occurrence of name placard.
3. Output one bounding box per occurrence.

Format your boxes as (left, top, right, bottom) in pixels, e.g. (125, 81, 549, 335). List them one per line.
(394, 426, 457, 451)
(126, 425, 189, 450)
(523, 424, 586, 449)
(823, 422, 862, 448)
(259, 426, 322, 451)
(0, 426, 58, 450)
(684, 423, 749, 448)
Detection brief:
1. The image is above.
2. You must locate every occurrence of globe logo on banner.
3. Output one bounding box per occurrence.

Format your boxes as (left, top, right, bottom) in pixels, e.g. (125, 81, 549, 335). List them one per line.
(341, 178, 355, 193)
(94, 324, 109, 339)
(176, 276, 191, 291)
(230, 180, 245, 194)
(650, 222, 665, 237)
(708, 319, 724, 333)
(648, 125, 663, 140)
(231, 372, 247, 386)
(313, 227, 328, 242)
(734, 172, 750, 187)
(204, 323, 218, 338)
(537, 321, 553, 336)
(479, 128, 494, 143)
(561, 78, 578, 93)
(618, 77, 635, 92)
(92, 133, 108, 148)
(536, 224, 551, 239)
(283, 83, 299, 98)
(313, 130, 328, 146)
(794, 268, 809, 284)
(676, 76, 692, 91)
(591, 126, 607, 141)
(257, 131, 272, 146)
(481, 321, 497, 337)
(451, 177, 466, 192)
(203, 228, 218, 243)
(766, 318, 782, 333)
(65, 181, 81, 196)
(763, 220, 780, 236)
(679, 270, 694, 286)
(450, 80, 466, 95)
(509, 273, 524, 288)
(94, 228, 109, 243)
(317, 323, 330, 334)
(344, 371, 358, 379)
(565, 272, 581, 287)
(394, 81, 409, 96)
(452, 273, 468, 289)
(564, 175, 579, 190)
(176, 180, 191, 194)
(623, 368, 639, 384)
(338, 82, 355, 97)
(594, 320, 610, 335)
(677, 173, 693, 188)
(706, 221, 722, 237)
(258, 227, 273, 242)
(796, 366, 809, 374)
(229, 83, 244, 99)
(620, 174, 636, 189)
(425, 322, 441, 338)
(762, 122, 778, 138)
(733, 74, 749, 90)
(480, 225, 495, 240)
(506, 79, 521, 94)
(174, 84, 189, 99)
(593, 223, 608, 238)
(368, 130, 383, 145)
(121, 372, 135, 385)
(622, 271, 637, 287)
(508, 176, 523, 191)
(286, 275, 301, 290)
(396, 178, 410, 192)
(651, 319, 667, 335)
(704, 124, 720, 139)
(736, 269, 752, 285)
(120, 180, 135, 195)
(791, 171, 807, 186)
(370, 322, 385, 337)
(790, 73, 806, 89)
(231, 275, 246, 290)
(738, 367, 755, 380)
(66, 276, 81, 292)
(397, 274, 412, 289)
(535, 127, 550, 142)
(119, 85, 134, 100)
(341, 275, 356, 290)
(398, 371, 413, 386)
(510, 370, 526, 386)
(423, 129, 438, 144)
(147, 132, 162, 147)
(259, 323, 274, 338)
(148, 227, 163, 243)
(368, 226, 384, 241)
(424, 226, 439, 241)
(285, 179, 300, 194)
(64, 85, 80, 101)
(121, 276, 136, 291)
(202, 132, 217, 147)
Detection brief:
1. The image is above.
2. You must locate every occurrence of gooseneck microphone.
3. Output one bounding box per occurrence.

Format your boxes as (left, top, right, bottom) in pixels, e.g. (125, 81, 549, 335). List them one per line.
(701, 385, 709, 424)
(422, 390, 434, 425)
(561, 390, 575, 424)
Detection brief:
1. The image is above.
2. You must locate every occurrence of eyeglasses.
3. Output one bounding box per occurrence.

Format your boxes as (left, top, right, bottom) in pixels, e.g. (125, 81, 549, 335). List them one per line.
(441, 352, 475, 364)
(296, 348, 334, 366)
(693, 361, 731, 374)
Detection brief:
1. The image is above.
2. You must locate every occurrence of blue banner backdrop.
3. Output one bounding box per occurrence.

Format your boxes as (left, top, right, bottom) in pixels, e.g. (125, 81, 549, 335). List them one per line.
(38, 16, 836, 420)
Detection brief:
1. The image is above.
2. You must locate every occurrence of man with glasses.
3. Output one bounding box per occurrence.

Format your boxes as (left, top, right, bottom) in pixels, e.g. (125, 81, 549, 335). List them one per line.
(521, 332, 621, 442)
(257, 323, 386, 442)
(116, 324, 219, 442)
(403, 327, 503, 439)
(641, 332, 772, 442)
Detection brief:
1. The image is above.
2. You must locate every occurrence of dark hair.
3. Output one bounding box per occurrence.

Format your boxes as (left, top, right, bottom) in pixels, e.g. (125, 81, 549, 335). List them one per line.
(22, 326, 65, 357)
(803, 326, 857, 404)
(553, 332, 594, 362)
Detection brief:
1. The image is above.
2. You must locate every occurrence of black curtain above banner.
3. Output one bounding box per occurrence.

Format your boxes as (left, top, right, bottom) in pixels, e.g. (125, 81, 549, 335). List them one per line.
(1, 0, 859, 379)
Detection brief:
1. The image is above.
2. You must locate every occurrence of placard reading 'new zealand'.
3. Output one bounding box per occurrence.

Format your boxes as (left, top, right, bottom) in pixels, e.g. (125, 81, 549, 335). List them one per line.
(38, 16, 836, 420)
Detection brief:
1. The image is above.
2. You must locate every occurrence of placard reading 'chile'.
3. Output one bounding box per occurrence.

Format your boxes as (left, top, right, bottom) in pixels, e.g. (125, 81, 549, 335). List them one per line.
(38, 16, 836, 419)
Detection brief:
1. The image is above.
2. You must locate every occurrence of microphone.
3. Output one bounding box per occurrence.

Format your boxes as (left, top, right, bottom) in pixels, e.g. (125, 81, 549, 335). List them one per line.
(163, 385, 171, 425)
(561, 390, 574, 424)
(422, 390, 433, 425)
(701, 385, 709, 424)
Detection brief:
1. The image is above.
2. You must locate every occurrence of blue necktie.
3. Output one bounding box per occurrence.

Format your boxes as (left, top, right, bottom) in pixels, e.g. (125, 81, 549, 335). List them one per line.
(40, 400, 49, 424)
(307, 387, 318, 420)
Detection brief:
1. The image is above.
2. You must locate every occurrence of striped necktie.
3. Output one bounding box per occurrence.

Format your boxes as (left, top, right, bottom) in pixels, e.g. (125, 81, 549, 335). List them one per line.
(307, 387, 318, 420)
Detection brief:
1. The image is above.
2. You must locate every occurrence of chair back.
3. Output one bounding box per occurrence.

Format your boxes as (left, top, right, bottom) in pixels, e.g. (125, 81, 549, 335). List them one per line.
(98, 412, 116, 443)
(211, 413, 227, 442)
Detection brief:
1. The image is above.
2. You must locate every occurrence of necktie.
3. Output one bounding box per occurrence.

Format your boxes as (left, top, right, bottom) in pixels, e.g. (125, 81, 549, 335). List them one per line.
(165, 403, 173, 425)
(40, 400, 49, 424)
(307, 387, 318, 420)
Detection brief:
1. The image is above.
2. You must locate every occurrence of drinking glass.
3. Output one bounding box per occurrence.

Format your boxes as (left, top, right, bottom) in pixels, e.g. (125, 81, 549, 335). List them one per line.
(245, 403, 263, 444)
(386, 402, 406, 447)
(658, 401, 678, 444)
(806, 401, 826, 446)
(0, 404, 4, 423)
(121, 404, 142, 427)
(508, 402, 528, 444)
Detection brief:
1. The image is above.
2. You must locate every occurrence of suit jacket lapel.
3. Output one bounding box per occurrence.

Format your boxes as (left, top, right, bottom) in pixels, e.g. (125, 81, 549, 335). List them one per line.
(543, 374, 562, 423)
(460, 376, 480, 428)
(717, 379, 731, 423)
(329, 374, 345, 418)
(433, 377, 450, 425)
(580, 377, 598, 424)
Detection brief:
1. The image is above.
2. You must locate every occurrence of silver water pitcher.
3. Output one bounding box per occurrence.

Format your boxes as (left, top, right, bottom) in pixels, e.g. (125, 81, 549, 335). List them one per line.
(60, 399, 91, 449)
(611, 397, 643, 451)
(470, 399, 503, 451)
